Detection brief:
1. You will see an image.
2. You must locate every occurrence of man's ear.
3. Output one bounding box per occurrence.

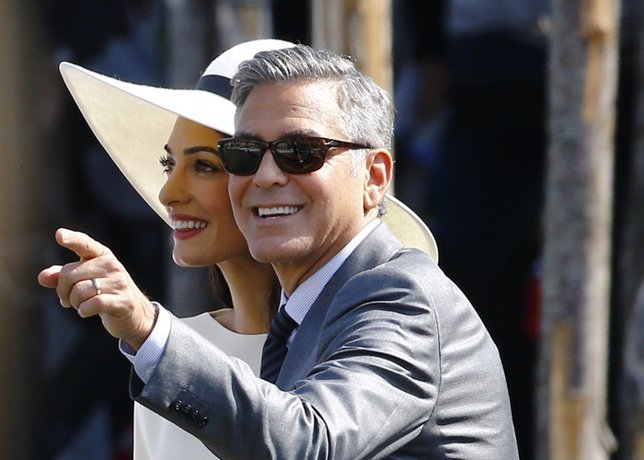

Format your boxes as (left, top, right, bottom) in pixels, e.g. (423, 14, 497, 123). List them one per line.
(364, 149, 393, 212)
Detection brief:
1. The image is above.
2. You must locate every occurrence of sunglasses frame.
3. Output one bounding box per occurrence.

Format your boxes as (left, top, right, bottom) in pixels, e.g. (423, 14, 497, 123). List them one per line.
(217, 136, 371, 175)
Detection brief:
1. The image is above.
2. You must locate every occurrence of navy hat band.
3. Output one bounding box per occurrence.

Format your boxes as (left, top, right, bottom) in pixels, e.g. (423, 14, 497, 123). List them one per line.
(195, 74, 232, 100)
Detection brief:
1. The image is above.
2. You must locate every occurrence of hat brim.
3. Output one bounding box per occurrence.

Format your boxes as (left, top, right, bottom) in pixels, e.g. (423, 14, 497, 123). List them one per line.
(60, 62, 233, 227)
(383, 194, 438, 262)
(60, 62, 438, 262)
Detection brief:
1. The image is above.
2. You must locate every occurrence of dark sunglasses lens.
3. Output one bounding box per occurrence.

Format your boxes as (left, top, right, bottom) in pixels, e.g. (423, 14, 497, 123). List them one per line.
(221, 141, 263, 175)
(273, 139, 326, 173)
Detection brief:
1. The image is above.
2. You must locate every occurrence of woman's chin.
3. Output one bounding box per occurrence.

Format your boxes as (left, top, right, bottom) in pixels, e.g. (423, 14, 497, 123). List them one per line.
(172, 253, 195, 267)
(172, 251, 218, 268)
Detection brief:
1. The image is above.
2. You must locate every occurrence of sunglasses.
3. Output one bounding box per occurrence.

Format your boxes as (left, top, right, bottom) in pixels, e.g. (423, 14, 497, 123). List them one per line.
(216, 136, 371, 175)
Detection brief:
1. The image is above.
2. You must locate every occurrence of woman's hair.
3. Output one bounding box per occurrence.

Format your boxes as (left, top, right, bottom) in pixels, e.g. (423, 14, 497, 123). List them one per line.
(208, 266, 281, 320)
(231, 44, 394, 150)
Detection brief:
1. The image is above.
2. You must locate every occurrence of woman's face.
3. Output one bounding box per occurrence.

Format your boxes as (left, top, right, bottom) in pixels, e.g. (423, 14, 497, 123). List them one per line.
(158, 117, 249, 267)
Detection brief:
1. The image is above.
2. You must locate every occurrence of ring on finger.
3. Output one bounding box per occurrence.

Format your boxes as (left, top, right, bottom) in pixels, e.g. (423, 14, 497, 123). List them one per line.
(91, 278, 102, 296)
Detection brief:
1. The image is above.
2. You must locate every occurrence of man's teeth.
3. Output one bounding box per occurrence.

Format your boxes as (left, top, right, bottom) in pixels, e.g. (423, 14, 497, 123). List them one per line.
(173, 220, 207, 230)
(258, 206, 299, 217)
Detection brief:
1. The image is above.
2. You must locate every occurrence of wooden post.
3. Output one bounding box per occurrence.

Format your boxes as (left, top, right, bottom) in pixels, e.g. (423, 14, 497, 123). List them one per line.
(311, 0, 392, 91)
(537, 0, 619, 458)
(617, 4, 644, 457)
(311, 0, 394, 192)
(0, 1, 50, 458)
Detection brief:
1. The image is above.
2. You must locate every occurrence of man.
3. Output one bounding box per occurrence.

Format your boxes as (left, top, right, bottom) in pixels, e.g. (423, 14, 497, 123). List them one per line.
(43, 45, 518, 458)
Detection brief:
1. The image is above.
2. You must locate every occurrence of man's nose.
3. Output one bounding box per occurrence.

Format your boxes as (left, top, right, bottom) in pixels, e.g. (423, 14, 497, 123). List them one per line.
(252, 149, 288, 187)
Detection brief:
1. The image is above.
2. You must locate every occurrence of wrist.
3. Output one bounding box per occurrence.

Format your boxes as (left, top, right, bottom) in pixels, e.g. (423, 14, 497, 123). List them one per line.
(126, 300, 159, 351)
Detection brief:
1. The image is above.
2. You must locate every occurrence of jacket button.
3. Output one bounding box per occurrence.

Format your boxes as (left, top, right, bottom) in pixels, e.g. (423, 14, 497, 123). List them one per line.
(168, 400, 182, 413)
(180, 403, 192, 417)
(196, 416, 209, 428)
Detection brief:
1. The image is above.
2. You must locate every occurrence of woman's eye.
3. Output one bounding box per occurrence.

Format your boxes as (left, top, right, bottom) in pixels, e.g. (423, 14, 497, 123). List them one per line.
(195, 160, 221, 174)
(159, 155, 174, 173)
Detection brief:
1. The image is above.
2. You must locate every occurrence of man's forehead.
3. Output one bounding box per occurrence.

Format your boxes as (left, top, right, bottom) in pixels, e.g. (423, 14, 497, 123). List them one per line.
(234, 81, 344, 139)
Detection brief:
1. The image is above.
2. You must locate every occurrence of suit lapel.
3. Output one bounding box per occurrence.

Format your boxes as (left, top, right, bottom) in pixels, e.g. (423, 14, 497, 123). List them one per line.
(276, 222, 402, 388)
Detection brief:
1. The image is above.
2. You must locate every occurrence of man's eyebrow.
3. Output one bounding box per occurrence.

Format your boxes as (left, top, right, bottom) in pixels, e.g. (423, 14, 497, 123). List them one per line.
(233, 131, 263, 141)
(163, 144, 218, 155)
(234, 129, 321, 140)
(288, 129, 320, 137)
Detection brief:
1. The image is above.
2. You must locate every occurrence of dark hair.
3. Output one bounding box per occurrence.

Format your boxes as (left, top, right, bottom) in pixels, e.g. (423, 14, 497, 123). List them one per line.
(208, 265, 281, 320)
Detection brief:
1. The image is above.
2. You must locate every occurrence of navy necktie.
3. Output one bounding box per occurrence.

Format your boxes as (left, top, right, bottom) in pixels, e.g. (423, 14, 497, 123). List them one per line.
(260, 307, 297, 383)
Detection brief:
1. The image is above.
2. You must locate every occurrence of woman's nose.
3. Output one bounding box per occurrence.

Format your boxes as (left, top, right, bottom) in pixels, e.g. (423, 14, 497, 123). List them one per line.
(159, 169, 188, 206)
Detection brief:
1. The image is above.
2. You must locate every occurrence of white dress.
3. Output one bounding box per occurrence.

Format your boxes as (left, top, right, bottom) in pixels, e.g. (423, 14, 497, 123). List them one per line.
(133, 311, 267, 460)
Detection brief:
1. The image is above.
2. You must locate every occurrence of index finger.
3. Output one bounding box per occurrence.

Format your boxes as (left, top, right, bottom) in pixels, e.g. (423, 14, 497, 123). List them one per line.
(55, 228, 110, 261)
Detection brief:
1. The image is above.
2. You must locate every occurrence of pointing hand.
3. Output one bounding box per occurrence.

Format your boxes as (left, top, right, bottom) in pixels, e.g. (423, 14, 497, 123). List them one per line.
(38, 228, 157, 350)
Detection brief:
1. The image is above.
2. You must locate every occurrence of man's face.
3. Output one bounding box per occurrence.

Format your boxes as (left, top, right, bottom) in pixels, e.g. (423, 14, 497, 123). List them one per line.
(228, 80, 369, 292)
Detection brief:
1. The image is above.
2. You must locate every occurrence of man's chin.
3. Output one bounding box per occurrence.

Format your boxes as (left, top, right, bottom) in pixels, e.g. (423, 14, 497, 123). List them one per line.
(248, 247, 283, 264)
(248, 238, 310, 264)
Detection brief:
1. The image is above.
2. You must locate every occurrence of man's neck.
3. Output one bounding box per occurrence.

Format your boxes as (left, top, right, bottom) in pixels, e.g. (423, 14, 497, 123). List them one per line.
(274, 218, 380, 296)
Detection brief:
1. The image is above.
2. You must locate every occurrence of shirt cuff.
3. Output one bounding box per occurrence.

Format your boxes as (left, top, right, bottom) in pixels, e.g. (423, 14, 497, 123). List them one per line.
(119, 302, 171, 384)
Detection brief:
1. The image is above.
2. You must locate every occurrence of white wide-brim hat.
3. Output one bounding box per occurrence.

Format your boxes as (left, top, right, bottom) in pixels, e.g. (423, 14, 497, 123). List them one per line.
(59, 39, 438, 262)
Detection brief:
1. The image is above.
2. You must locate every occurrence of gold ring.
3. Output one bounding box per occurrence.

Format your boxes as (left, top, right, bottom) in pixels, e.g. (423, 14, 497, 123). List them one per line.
(91, 278, 102, 296)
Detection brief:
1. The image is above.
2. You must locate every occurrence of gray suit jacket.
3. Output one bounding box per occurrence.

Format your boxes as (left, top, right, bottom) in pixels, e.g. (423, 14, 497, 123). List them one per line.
(133, 223, 519, 459)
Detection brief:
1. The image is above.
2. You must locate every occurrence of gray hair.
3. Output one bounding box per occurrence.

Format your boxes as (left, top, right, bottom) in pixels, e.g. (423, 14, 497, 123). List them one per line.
(230, 45, 394, 151)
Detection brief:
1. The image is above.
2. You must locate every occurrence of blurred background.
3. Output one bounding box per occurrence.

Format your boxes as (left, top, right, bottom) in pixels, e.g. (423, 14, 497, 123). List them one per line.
(1, 0, 643, 459)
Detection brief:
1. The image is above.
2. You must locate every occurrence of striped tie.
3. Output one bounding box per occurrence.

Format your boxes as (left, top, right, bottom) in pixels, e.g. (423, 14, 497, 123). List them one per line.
(260, 306, 297, 383)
